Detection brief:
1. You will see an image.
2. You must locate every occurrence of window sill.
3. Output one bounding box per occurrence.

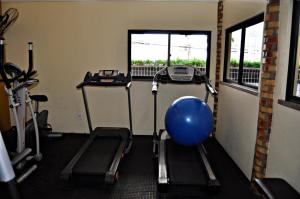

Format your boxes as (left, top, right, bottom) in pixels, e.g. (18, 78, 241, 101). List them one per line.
(220, 81, 258, 96)
(132, 77, 153, 81)
(278, 99, 300, 111)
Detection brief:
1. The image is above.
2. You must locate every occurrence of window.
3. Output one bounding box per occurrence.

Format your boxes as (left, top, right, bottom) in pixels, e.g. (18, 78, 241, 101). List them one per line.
(287, 0, 300, 103)
(128, 30, 211, 79)
(223, 14, 264, 89)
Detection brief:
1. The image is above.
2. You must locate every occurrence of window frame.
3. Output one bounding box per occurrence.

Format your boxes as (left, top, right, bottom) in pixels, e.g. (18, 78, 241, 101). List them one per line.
(286, 0, 300, 104)
(128, 29, 211, 80)
(223, 13, 264, 89)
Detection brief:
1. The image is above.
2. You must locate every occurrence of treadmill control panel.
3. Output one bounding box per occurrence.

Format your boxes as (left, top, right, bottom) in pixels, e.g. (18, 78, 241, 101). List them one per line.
(77, 69, 131, 88)
(98, 70, 119, 77)
(167, 66, 194, 82)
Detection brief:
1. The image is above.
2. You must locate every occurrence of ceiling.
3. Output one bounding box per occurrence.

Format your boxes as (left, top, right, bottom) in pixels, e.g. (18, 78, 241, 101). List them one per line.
(1, 0, 266, 3)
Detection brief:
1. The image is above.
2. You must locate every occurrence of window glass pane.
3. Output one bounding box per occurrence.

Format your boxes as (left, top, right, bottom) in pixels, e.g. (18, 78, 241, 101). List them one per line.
(170, 34, 208, 74)
(131, 34, 168, 77)
(293, 33, 300, 97)
(243, 22, 264, 87)
(227, 29, 242, 82)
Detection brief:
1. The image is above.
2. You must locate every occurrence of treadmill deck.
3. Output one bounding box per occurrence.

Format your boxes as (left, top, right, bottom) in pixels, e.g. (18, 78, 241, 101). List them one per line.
(166, 140, 208, 186)
(73, 137, 121, 176)
(61, 127, 130, 183)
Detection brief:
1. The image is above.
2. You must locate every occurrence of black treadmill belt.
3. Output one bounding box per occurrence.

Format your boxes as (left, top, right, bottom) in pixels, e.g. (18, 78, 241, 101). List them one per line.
(73, 137, 121, 176)
(166, 140, 207, 186)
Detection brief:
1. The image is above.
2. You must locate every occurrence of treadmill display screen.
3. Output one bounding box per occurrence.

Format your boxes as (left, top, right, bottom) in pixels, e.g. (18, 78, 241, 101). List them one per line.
(104, 70, 113, 76)
(174, 67, 188, 74)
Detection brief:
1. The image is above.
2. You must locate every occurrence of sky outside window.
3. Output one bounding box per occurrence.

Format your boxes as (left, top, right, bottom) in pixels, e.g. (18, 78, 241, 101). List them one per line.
(131, 34, 168, 62)
(170, 34, 207, 62)
(244, 22, 264, 62)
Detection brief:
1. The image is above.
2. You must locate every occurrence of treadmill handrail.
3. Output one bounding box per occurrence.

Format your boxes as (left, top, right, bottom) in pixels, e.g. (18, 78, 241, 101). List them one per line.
(152, 66, 218, 150)
(105, 139, 127, 184)
(198, 145, 220, 188)
(153, 66, 220, 192)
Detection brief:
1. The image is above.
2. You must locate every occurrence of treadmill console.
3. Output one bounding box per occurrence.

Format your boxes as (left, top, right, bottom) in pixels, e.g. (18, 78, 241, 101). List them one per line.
(98, 70, 119, 78)
(152, 66, 218, 96)
(154, 66, 206, 84)
(78, 69, 131, 88)
(167, 66, 194, 82)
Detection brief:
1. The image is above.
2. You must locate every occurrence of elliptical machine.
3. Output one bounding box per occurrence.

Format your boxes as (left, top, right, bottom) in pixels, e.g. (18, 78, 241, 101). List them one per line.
(0, 39, 42, 183)
(11, 44, 61, 138)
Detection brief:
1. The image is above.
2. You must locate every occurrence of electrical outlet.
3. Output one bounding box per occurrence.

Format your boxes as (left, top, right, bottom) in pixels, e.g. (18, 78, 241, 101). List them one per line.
(77, 113, 83, 120)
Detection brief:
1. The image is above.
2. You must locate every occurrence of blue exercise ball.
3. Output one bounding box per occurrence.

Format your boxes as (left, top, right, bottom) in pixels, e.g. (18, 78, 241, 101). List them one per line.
(165, 96, 213, 146)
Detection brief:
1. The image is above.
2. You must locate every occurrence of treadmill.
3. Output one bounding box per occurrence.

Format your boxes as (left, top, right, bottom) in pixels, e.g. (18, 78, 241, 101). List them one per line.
(61, 70, 133, 184)
(152, 66, 220, 193)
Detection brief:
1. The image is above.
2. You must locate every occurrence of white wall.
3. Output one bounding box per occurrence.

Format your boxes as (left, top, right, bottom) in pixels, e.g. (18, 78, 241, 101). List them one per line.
(217, 85, 259, 179)
(216, 0, 266, 179)
(217, 0, 300, 192)
(2, 1, 217, 134)
(3, 0, 300, 192)
(266, 0, 300, 192)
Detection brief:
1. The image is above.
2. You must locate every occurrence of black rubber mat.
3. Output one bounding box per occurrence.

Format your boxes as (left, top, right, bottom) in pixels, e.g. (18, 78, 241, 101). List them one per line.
(0, 134, 263, 199)
(166, 140, 207, 186)
(73, 137, 121, 176)
(109, 136, 156, 199)
(203, 138, 262, 199)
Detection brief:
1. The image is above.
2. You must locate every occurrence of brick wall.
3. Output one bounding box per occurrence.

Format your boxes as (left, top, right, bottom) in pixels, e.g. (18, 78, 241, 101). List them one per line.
(252, 0, 280, 180)
(213, 0, 223, 135)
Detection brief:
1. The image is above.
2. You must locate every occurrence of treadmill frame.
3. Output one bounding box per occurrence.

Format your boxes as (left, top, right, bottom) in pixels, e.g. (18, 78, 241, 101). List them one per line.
(60, 128, 129, 184)
(61, 76, 133, 184)
(81, 85, 133, 153)
(157, 130, 220, 189)
(152, 66, 220, 191)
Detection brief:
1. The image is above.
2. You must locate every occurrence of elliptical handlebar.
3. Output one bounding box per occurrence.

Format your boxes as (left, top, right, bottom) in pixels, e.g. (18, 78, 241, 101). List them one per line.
(0, 40, 37, 89)
(26, 42, 37, 81)
(0, 38, 11, 89)
(28, 42, 33, 73)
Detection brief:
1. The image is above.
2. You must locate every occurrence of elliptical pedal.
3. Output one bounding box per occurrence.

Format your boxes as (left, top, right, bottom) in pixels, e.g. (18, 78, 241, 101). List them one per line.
(15, 164, 37, 184)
